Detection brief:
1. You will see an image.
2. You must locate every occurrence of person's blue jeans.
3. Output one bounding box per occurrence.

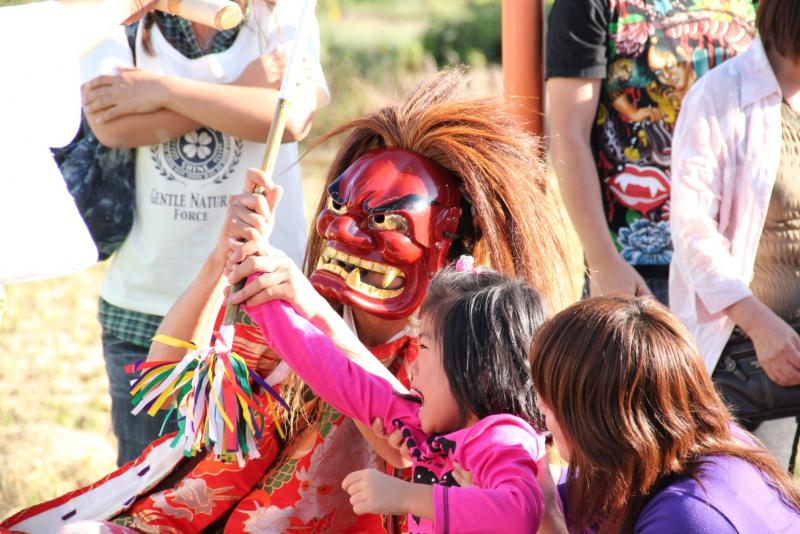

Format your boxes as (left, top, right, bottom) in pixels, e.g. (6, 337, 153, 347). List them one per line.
(101, 330, 178, 466)
(637, 265, 669, 307)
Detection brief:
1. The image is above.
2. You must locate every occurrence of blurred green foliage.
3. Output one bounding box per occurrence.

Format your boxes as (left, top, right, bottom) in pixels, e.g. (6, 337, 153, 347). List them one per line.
(312, 0, 516, 131)
(313, 0, 446, 131)
(307, 0, 555, 138)
(423, 0, 500, 68)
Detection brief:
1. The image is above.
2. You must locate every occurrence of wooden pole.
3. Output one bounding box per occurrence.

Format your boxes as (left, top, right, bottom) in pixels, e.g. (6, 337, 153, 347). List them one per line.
(502, 0, 545, 139)
(221, 0, 316, 326)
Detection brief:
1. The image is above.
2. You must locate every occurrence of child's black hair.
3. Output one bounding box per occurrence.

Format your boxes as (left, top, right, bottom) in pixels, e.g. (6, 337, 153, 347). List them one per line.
(420, 268, 547, 430)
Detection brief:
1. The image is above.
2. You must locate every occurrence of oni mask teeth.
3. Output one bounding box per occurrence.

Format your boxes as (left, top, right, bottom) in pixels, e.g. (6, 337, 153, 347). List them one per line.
(316, 246, 405, 299)
(381, 268, 401, 289)
(317, 262, 348, 279)
(345, 267, 361, 288)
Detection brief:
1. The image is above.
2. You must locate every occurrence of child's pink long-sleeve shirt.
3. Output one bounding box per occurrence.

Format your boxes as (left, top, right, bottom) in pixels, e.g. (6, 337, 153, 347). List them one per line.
(244, 300, 546, 534)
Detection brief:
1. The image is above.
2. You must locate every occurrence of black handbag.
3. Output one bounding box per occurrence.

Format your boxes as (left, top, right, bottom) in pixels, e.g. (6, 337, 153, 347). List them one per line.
(51, 117, 135, 261)
(713, 328, 800, 424)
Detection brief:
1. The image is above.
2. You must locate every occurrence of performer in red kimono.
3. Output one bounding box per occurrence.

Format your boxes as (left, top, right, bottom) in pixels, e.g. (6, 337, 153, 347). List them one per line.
(2, 69, 574, 534)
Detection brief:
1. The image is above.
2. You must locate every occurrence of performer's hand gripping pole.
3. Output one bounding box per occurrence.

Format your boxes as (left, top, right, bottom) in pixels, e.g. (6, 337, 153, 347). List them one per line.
(222, 0, 317, 327)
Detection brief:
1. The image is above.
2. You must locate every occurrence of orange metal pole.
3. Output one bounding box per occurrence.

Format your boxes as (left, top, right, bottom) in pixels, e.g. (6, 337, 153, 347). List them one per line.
(502, 0, 545, 139)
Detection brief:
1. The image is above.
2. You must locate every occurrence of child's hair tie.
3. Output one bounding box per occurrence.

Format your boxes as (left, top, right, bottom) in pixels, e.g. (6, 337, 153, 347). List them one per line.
(455, 255, 477, 273)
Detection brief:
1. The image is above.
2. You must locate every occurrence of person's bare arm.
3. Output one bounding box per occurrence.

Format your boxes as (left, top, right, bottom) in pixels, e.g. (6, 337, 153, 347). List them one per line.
(547, 77, 651, 297)
(160, 68, 317, 143)
(83, 52, 316, 147)
(147, 168, 279, 361)
(725, 297, 800, 386)
(84, 106, 201, 149)
(148, 254, 228, 361)
(229, 256, 409, 393)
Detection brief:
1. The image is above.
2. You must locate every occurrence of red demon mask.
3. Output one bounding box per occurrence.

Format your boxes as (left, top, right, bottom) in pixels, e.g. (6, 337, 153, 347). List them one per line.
(310, 148, 462, 319)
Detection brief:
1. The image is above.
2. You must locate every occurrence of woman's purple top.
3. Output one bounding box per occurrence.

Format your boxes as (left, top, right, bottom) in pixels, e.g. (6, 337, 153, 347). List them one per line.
(637, 454, 799, 533)
(244, 300, 546, 534)
(560, 453, 799, 533)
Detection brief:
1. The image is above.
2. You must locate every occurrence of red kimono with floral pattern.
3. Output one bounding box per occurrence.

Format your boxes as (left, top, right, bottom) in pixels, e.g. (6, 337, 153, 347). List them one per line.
(112, 308, 417, 533)
(1, 314, 415, 534)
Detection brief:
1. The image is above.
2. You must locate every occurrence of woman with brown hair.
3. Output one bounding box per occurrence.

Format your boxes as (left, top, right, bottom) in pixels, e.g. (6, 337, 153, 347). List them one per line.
(530, 295, 800, 533)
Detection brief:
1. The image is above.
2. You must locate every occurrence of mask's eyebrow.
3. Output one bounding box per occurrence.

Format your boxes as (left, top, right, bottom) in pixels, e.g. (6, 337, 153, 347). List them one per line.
(366, 194, 439, 214)
(327, 175, 346, 204)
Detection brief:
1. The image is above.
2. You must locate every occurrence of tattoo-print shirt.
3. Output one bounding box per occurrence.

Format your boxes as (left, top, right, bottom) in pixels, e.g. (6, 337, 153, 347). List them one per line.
(245, 300, 547, 534)
(546, 0, 756, 266)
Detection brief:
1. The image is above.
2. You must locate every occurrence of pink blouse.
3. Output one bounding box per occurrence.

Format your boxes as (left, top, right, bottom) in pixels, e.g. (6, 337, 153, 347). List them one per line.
(670, 37, 783, 372)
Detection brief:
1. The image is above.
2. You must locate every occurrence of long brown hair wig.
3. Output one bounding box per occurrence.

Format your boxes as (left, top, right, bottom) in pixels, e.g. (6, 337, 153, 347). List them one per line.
(304, 67, 574, 309)
(530, 295, 800, 533)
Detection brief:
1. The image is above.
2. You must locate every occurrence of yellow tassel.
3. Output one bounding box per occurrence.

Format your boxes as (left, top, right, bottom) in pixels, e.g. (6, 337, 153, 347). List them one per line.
(237, 394, 256, 435)
(153, 334, 198, 351)
(145, 371, 195, 416)
(147, 382, 177, 417)
(131, 363, 177, 395)
(208, 359, 235, 432)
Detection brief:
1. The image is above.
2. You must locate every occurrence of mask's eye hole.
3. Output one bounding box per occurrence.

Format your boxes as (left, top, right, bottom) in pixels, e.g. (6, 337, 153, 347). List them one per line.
(327, 196, 347, 214)
(368, 213, 409, 233)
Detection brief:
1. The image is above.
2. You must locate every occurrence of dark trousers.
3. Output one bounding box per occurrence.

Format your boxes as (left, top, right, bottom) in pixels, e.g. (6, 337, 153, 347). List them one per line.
(635, 265, 669, 306)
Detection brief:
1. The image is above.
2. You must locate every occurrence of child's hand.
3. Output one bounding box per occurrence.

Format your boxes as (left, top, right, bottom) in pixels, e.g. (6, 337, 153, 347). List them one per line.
(367, 417, 412, 469)
(452, 462, 473, 487)
(535, 454, 568, 534)
(343, 468, 435, 519)
(342, 468, 414, 516)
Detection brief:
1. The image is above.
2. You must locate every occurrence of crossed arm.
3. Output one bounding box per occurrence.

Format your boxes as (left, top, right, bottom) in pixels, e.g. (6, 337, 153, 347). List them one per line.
(83, 48, 318, 147)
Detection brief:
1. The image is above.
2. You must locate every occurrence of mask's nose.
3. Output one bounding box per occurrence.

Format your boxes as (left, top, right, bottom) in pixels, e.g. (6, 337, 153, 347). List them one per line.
(323, 215, 375, 251)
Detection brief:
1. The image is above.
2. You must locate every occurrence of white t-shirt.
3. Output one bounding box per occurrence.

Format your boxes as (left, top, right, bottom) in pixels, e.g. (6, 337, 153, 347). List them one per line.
(99, 2, 329, 316)
(0, 2, 98, 284)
